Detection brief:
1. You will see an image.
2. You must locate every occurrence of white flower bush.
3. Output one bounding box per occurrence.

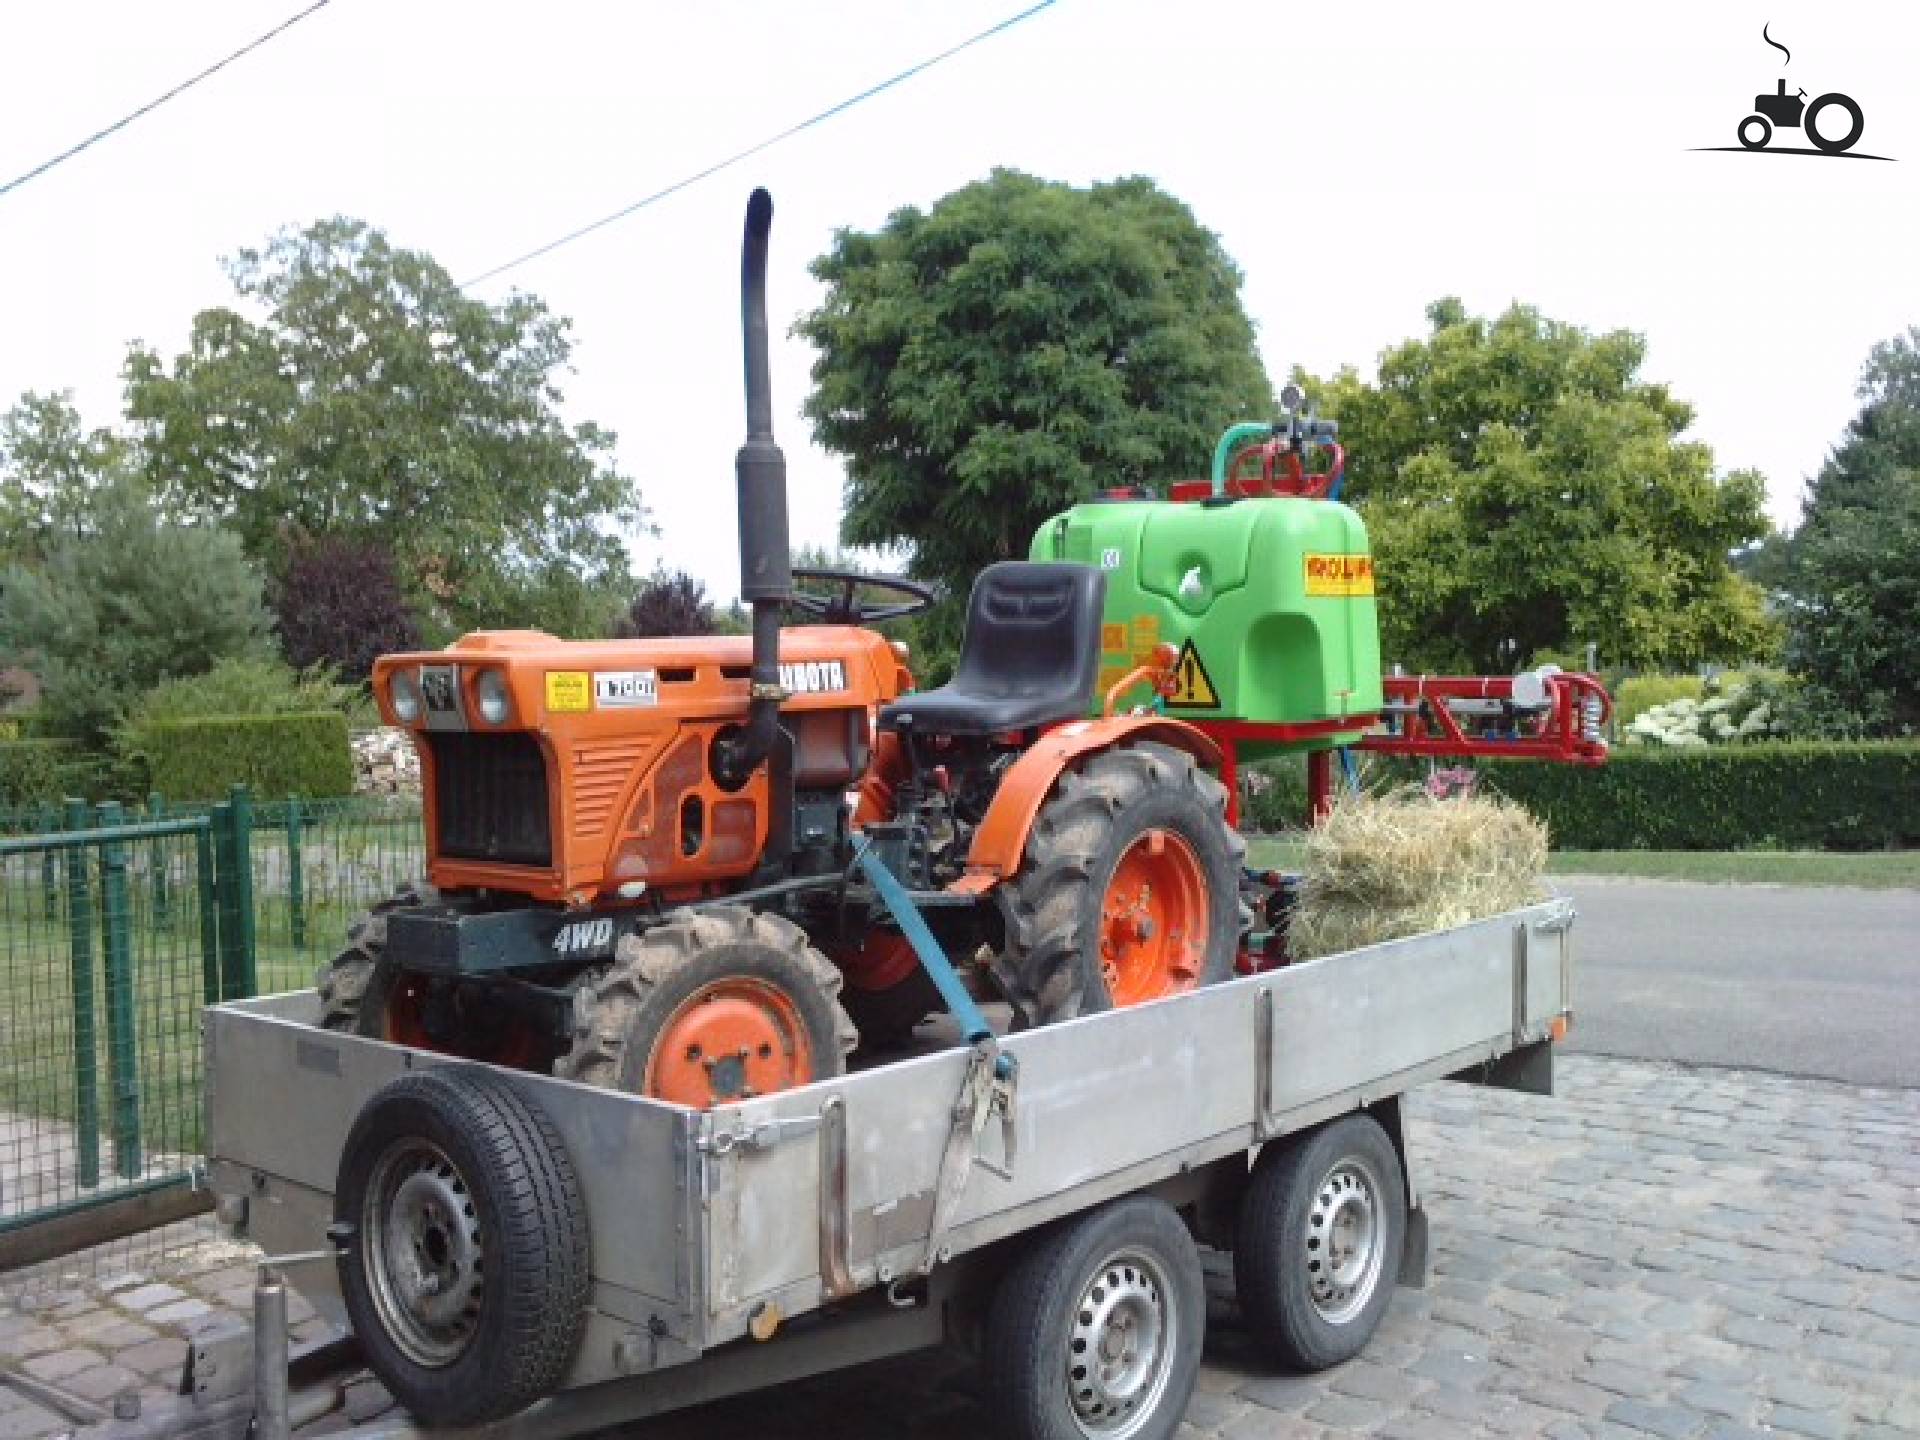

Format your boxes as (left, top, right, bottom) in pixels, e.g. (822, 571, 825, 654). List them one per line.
(1624, 682, 1788, 747)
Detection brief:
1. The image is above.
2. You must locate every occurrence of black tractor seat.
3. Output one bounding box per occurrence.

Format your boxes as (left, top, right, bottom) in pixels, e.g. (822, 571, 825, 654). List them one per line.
(879, 562, 1106, 738)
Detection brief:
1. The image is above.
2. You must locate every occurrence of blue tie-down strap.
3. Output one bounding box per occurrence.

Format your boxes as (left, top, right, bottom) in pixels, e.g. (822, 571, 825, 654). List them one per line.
(855, 845, 1014, 1078)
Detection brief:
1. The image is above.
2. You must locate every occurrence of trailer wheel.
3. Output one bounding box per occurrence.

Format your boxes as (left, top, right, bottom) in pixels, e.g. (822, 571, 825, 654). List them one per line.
(316, 882, 438, 1033)
(995, 742, 1243, 1027)
(555, 905, 856, 1106)
(1233, 1114, 1405, 1371)
(983, 1196, 1204, 1440)
(335, 1068, 589, 1427)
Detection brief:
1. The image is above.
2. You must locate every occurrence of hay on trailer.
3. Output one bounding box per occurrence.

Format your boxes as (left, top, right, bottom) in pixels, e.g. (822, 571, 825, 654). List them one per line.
(1287, 788, 1549, 961)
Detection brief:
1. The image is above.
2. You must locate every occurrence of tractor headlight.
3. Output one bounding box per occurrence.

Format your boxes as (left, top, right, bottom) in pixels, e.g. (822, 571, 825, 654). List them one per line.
(390, 670, 423, 724)
(475, 669, 513, 726)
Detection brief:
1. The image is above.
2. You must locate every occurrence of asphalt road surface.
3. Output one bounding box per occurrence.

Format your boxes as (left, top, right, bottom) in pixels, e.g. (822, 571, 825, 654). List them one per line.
(1558, 876, 1920, 1088)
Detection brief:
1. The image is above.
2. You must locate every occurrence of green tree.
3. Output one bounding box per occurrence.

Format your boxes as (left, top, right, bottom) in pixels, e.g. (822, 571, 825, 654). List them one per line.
(123, 218, 643, 635)
(800, 170, 1271, 623)
(1777, 328, 1920, 733)
(1300, 300, 1776, 672)
(0, 484, 274, 742)
(0, 392, 140, 565)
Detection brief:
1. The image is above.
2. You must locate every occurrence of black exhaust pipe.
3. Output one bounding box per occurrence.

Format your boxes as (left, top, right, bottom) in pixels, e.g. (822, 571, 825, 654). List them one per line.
(715, 188, 792, 790)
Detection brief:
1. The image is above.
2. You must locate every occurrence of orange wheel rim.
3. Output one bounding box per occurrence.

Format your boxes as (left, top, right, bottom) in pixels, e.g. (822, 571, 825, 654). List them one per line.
(1099, 828, 1209, 1007)
(645, 978, 816, 1108)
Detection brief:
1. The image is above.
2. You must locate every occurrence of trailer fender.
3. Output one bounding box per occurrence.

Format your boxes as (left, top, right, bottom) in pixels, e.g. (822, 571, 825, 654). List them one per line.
(952, 716, 1223, 892)
(1364, 1095, 1429, 1287)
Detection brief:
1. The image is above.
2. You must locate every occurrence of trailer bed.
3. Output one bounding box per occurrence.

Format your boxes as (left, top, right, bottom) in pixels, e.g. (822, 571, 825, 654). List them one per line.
(204, 897, 1574, 1411)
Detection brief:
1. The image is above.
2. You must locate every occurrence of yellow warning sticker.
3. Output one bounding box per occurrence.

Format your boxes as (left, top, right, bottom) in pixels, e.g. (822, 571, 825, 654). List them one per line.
(545, 671, 592, 713)
(1101, 622, 1128, 654)
(1129, 615, 1159, 657)
(1304, 552, 1375, 597)
(1165, 640, 1220, 710)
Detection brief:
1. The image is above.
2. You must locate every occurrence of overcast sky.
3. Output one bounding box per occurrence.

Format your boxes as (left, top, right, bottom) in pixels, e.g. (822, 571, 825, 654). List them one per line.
(2, 0, 1915, 603)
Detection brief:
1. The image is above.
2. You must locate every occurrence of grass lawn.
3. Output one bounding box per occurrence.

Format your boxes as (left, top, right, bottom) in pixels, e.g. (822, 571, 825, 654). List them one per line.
(1546, 850, 1920, 889)
(1245, 836, 1919, 890)
(0, 835, 403, 1167)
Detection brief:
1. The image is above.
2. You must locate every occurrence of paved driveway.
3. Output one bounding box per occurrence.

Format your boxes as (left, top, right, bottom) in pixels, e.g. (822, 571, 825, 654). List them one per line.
(1559, 879, 1920, 1088)
(5, 1056, 1916, 1439)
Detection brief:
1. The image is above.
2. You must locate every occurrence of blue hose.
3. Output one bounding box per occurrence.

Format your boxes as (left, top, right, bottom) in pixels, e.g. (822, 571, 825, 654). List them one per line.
(1338, 747, 1360, 793)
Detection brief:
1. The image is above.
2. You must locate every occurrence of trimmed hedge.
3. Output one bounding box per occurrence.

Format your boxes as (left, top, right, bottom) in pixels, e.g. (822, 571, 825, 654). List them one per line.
(0, 738, 83, 806)
(1477, 742, 1920, 851)
(143, 711, 354, 802)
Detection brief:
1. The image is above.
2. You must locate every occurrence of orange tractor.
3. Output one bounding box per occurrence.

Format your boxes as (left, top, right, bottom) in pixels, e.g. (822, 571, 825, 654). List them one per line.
(321, 189, 1609, 1108)
(319, 190, 1245, 1105)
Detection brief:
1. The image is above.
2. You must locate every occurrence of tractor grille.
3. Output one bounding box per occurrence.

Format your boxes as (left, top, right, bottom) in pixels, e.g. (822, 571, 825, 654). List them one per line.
(426, 732, 553, 866)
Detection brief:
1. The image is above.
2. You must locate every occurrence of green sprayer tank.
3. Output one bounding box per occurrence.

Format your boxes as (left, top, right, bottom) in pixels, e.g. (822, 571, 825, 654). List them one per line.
(1030, 491, 1384, 760)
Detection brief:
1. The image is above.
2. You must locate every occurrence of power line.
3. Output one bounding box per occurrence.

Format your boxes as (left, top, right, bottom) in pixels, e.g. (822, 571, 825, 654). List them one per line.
(0, 0, 336, 201)
(460, 0, 1060, 288)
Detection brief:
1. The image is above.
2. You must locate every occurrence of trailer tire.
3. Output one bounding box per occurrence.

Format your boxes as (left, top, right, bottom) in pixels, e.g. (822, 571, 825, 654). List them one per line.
(556, 906, 856, 1106)
(316, 882, 438, 1035)
(983, 1195, 1204, 1440)
(334, 1068, 589, 1427)
(1234, 1114, 1405, 1371)
(994, 742, 1243, 1027)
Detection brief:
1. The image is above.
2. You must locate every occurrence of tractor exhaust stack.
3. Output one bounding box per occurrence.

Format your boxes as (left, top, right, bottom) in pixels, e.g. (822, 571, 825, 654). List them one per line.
(716, 187, 793, 790)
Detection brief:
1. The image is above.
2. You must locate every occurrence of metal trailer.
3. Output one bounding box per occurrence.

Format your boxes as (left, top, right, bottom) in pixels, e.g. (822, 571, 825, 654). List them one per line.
(133, 896, 1574, 1440)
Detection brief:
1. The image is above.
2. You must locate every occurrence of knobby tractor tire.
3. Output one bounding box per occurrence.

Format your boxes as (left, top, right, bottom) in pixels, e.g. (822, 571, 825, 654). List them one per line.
(316, 881, 439, 1035)
(841, 966, 944, 1055)
(555, 905, 856, 1107)
(334, 1068, 590, 1427)
(993, 741, 1244, 1028)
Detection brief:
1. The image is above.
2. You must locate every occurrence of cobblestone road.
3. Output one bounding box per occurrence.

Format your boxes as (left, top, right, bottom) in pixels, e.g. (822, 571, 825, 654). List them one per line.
(4, 1055, 1916, 1439)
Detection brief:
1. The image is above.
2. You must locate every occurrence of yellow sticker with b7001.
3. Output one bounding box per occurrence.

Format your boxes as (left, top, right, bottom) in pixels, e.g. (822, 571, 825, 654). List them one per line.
(545, 671, 592, 713)
(1304, 553, 1375, 597)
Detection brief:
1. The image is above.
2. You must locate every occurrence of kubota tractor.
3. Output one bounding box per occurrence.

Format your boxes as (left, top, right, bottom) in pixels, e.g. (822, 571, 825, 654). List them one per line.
(317, 190, 1247, 1105)
(319, 189, 1610, 1105)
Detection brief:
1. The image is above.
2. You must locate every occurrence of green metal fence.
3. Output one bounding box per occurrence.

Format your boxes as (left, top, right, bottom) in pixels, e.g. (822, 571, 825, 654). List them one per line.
(0, 788, 424, 1271)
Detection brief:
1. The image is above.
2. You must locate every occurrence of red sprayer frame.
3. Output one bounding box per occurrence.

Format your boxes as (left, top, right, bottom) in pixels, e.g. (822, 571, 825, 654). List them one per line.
(1202, 671, 1612, 827)
(1362, 671, 1612, 765)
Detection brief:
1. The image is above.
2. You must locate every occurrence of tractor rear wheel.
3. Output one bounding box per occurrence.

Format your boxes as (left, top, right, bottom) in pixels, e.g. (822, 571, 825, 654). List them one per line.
(555, 906, 856, 1107)
(316, 882, 438, 1035)
(993, 742, 1243, 1028)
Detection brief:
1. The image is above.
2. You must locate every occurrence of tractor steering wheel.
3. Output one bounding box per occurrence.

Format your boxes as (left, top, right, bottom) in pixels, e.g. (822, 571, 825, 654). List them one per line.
(787, 567, 934, 625)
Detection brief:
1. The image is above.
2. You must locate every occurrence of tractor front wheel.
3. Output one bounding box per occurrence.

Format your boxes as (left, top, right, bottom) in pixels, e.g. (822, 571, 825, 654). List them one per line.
(316, 882, 439, 1036)
(993, 742, 1243, 1028)
(316, 883, 545, 1067)
(555, 906, 856, 1107)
